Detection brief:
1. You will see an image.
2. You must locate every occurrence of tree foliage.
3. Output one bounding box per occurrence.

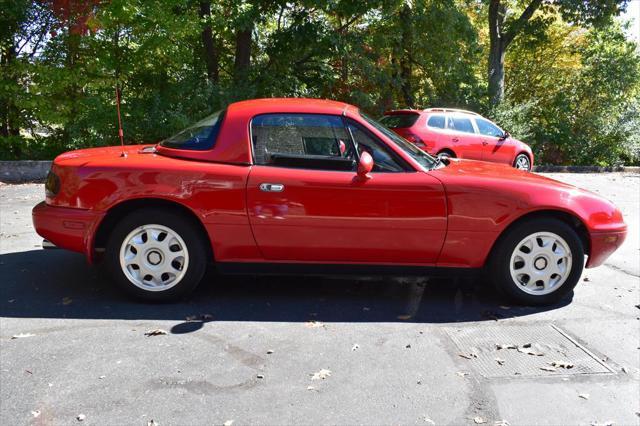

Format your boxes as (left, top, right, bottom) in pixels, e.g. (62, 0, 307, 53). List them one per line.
(1, 0, 638, 165)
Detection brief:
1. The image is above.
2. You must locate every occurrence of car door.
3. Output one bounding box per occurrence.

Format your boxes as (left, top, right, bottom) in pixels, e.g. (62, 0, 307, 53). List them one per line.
(246, 113, 447, 264)
(446, 114, 484, 160)
(474, 117, 515, 165)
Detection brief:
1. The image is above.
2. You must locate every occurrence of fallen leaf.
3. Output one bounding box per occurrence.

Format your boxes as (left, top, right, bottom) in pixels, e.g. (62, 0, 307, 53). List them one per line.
(494, 421, 510, 426)
(540, 366, 556, 372)
(422, 416, 435, 425)
(266, 349, 274, 354)
(456, 371, 469, 377)
(223, 420, 234, 426)
(579, 393, 590, 400)
(583, 277, 590, 282)
(147, 421, 157, 426)
(621, 366, 628, 373)
(474, 416, 487, 424)
(305, 320, 325, 328)
(256, 374, 264, 379)
(518, 346, 544, 356)
(351, 344, 359, 351)
(307, 385, 317, 391)
(405, 344, 412, 349)
(551, 361, 574, 369)
(62, 297, 73, 305)
(310, 369, 332, 380)
(496, 343, 517, 350)
(31, 410, 41, 418)
(98, 375, 106, 379)
(11, 333, 35, 339)
(144, 329, 168, 336)
(458, 353, 477, 360)
(495, 358, 506, 365)
(76, 413, 86, 421)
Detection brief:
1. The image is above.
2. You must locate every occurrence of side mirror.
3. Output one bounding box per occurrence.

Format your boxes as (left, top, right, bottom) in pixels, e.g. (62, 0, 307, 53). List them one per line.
(357, 151, 373, 179)
(500, 131, 510, 141)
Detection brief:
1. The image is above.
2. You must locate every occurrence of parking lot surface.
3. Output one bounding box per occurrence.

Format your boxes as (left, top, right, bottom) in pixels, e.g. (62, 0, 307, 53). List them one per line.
(1, 172, 639, 425)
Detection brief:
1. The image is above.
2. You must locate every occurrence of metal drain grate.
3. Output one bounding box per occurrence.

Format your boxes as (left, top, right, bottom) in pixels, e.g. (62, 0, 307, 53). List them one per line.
(445, 324, 614, 378)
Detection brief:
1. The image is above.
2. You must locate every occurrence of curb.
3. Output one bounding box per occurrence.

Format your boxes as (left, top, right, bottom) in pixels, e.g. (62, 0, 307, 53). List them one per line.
(0, 161, 638, 183)
(1, 161, 52, 183)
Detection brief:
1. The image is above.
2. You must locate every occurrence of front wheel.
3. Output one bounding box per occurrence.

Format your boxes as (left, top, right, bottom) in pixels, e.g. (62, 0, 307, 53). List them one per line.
(514, 153, 531, 171)
(489, 218, 584, 305)
(106, 209, 208, 302)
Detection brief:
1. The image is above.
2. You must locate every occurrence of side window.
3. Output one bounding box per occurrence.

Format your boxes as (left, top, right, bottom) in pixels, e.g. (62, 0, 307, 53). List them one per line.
(475, 118, 503, 138)
(447, 116, 476, 134)
(251, 114, 355, 170)
(345, 119, 405, 172)
(427, 115, 446, 129)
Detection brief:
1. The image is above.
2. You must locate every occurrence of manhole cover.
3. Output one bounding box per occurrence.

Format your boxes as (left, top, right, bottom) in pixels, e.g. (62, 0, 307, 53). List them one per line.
(445, 324, 614, 378)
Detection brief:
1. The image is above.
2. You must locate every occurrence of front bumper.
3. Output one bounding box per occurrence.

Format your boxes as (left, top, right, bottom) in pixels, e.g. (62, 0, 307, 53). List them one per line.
(585, 229, 627, 268)
(32, 201, 104, 262)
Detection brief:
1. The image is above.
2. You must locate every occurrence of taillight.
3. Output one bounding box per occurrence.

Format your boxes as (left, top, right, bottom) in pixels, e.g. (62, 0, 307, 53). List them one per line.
(45, 170, 60, 197)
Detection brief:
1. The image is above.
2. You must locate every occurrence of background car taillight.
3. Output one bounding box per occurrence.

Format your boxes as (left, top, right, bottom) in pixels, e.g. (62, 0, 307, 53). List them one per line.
(45, 170, 60, 197)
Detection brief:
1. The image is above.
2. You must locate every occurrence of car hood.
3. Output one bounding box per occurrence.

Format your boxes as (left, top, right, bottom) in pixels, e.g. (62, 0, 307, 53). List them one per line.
(429, 158, 624, 233)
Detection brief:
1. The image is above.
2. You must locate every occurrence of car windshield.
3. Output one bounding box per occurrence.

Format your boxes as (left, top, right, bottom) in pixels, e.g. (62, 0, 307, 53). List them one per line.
(160, 110, 225, 150)
(359, 112, 437, 170)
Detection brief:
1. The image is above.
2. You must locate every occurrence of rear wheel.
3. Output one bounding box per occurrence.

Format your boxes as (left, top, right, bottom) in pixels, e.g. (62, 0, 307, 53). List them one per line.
(106, 209, 208, 301)
(514, 153, 531, 171)
(489, 218, 584, 305)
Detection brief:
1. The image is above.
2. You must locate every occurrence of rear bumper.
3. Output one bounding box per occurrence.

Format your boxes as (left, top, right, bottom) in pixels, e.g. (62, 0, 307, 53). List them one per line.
(32, 201, 104, 263)
(586, 229, 627, 268)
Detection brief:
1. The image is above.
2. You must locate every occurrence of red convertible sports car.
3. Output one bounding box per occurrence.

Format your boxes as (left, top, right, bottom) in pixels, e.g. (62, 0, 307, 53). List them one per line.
(32, 98, 626, 305)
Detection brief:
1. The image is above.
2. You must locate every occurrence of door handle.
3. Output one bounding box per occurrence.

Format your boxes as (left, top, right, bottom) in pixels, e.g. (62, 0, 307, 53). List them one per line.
(259, 183, 285, 192)
(452, 137, 459, 143)
(482, 141, 488, 146)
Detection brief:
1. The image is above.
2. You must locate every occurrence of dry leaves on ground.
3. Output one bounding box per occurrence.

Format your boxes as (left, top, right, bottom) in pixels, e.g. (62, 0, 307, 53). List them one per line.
(310, 369, 332, 380)
(144, 329, 168, 336)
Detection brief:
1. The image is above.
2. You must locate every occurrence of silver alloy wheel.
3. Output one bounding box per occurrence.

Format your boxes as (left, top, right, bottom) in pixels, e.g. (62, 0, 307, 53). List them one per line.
(515, 154, 531, 171)
(119, 224, 189, 292)
(509, 231, 573, 296)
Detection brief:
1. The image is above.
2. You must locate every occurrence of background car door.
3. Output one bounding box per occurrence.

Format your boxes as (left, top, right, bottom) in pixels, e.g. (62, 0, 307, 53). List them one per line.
(475, 117, 516, 164)
(246, 113, 447, 264)
(446, 114, 484, 160)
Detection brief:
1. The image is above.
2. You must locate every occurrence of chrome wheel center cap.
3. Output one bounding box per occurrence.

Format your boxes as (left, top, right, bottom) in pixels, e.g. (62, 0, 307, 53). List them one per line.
(534, 257, 547, 270)
(147, 251, 162, 265)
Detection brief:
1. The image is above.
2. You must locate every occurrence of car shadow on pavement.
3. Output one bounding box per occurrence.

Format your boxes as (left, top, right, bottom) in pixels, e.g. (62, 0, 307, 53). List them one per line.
(0, 249, 571, 330)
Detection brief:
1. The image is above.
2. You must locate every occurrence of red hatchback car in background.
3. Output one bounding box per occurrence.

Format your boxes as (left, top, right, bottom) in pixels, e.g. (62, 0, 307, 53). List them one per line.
(381, 108, 534, 171)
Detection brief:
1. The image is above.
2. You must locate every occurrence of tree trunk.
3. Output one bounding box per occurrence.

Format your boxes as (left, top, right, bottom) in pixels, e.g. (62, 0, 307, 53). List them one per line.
(399, 5, 414, 108)
(233, 24, 253, 85)
(199, 1, 219, 84)
(488, 0, 506, 106)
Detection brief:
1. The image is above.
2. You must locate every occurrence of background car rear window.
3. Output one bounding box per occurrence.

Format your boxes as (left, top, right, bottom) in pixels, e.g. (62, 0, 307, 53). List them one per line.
(427, 115, 446, 129)
(379, 114, 419, 129)
(251, 114, 353, 166)
(475, 117, 504, 137)
(447, 116, 475, 133)
(160, 110, 225, 150)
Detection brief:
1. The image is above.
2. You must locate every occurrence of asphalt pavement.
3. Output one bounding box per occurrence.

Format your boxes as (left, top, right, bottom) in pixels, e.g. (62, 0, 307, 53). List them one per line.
(1, 172, 638, 426)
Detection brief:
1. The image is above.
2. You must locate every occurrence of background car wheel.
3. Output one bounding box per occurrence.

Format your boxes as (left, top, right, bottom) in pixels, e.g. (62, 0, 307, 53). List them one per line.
(437, 149, 456, 160)
(489, 217, 584, 306)
(106, 209, 208, 302)
(514, 153, 531, 171)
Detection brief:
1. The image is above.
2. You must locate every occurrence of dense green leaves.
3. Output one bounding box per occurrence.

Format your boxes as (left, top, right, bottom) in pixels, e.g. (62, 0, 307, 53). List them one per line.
(0, 0, 638, 165)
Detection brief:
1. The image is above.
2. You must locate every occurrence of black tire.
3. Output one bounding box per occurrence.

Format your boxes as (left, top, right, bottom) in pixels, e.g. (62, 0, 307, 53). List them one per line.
(105, 208, 208, 302)
(437, 149, 456, 159)
(488, 217, 584, 306)
(513, 153, 531, 171)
